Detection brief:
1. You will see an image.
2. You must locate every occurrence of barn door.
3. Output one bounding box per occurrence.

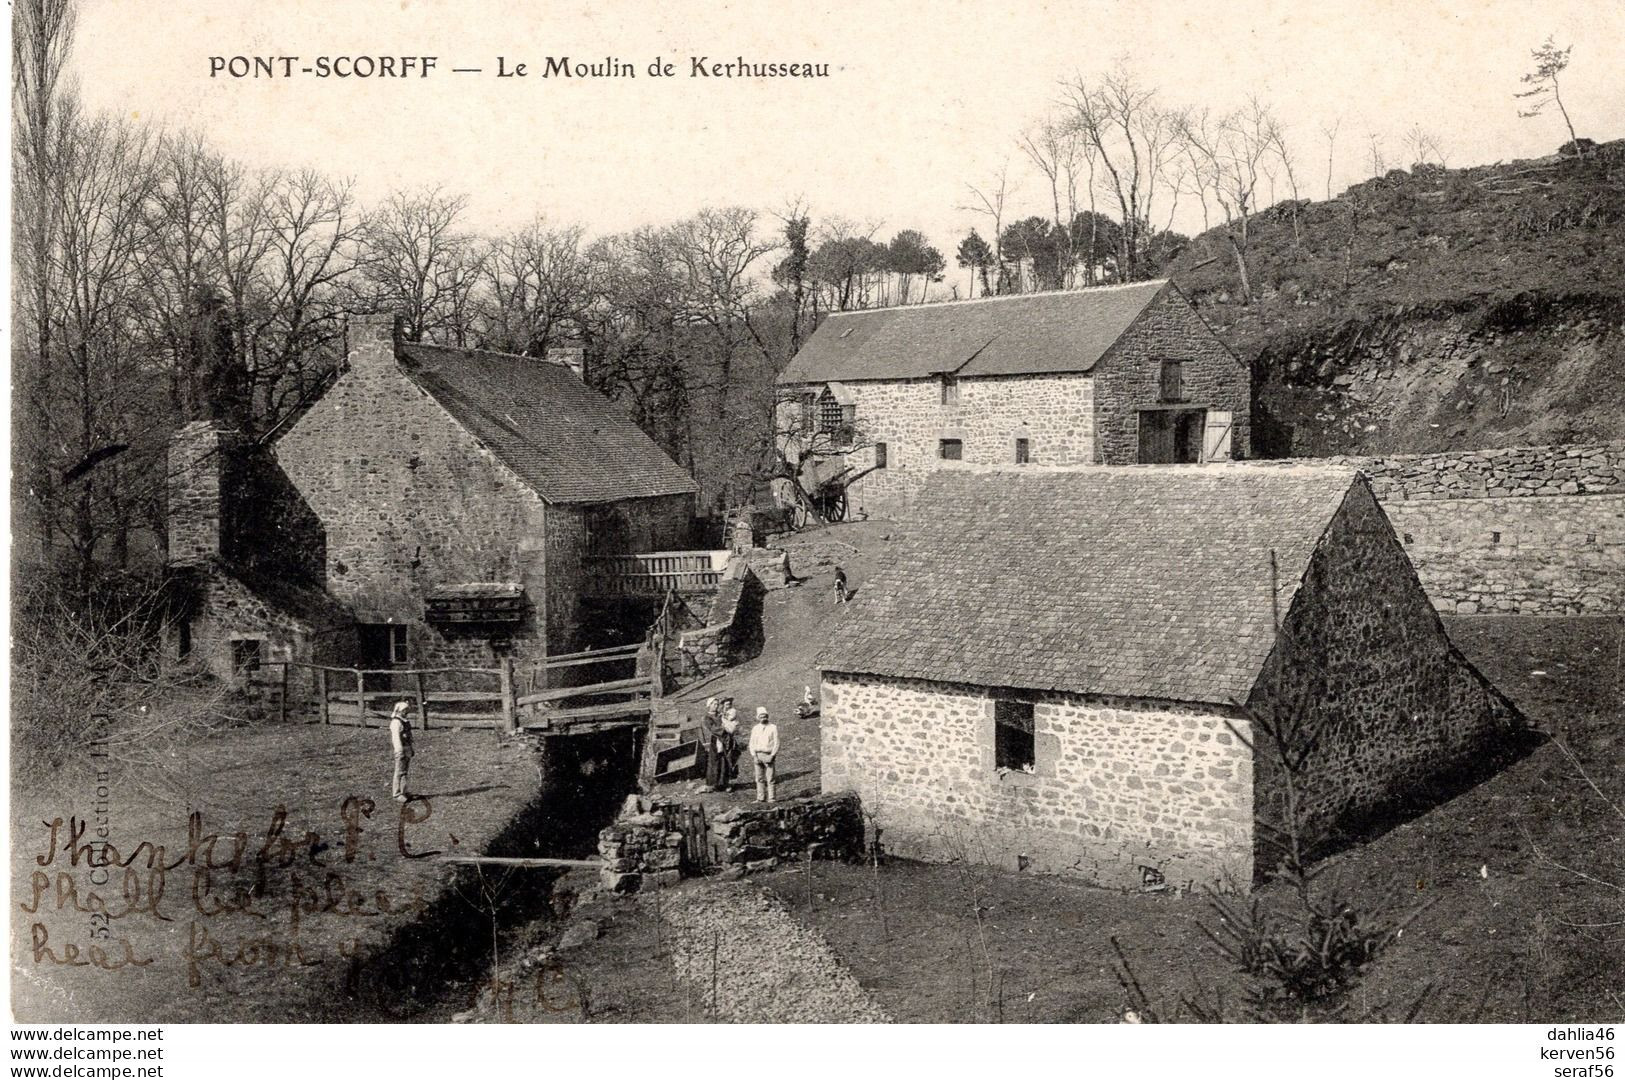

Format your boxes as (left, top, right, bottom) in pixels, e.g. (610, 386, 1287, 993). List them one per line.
(1203, 410, 1234, 462)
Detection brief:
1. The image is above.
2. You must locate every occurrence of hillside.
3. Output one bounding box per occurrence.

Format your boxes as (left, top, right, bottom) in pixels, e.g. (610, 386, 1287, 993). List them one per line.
(1169, 140, 1625, 457)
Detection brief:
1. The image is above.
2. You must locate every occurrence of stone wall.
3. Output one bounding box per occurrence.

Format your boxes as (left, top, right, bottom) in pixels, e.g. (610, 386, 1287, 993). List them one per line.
(820, 672, 1255, 892)
(275, 316, 557, 667)
(597, 792, 864, 892)
(673, 566, 766, 678)
(1093, 286, 1252, 465)
(1251, 443, 1625, 614)
(777, 373, 1098, 520)
(1248, 480, 1527, 861)
(167, 420, 235, 567)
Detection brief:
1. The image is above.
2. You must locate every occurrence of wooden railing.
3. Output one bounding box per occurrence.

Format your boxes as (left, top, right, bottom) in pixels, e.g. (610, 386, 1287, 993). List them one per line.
(585, 550, 731, 596)
(265, 645, 661, 735)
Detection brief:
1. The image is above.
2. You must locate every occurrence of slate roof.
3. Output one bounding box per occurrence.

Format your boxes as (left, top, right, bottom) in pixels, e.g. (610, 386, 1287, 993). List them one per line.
(818, 465, 1364, 705)
(778, 280, 1170, 385)
(398, 343, 698, 505)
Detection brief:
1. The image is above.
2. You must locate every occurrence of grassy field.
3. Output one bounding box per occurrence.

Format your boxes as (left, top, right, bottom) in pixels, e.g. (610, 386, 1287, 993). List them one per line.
(10, 721, 538, 1022)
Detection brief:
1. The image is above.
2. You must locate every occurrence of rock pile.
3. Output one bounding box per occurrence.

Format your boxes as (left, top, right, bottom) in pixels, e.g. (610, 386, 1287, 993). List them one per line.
(661, 881, 889, 1023)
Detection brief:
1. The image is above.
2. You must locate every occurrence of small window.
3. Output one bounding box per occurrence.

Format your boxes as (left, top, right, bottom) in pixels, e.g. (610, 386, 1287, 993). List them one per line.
(1014, 438, 1030, 465)
(231, 638, 263, 675)
(1159, 360, 1184, 403)
(941, 377, 960, 407)
(874, 442, 888, 469)
(994, 700, 1035, 771)
(389, 625, 409, 664)
(1491, 531, 1501, 544)
(939, 438, 963, 461)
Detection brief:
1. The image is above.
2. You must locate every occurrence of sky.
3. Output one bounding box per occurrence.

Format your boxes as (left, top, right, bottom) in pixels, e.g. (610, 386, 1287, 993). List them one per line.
(66, 0, 1625, 273)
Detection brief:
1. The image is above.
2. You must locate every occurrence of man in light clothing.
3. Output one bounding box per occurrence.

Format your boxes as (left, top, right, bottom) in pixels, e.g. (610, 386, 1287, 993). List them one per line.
(748, 706, 778, 803)
(389, 700, 415, 802)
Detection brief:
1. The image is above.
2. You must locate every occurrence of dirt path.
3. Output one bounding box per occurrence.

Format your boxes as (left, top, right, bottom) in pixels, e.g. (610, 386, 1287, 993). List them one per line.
(660, 880, 889, 1023)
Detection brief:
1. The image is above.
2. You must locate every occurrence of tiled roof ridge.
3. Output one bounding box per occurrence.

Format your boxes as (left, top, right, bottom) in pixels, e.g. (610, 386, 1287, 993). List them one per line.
(820, 278, 1168, 318)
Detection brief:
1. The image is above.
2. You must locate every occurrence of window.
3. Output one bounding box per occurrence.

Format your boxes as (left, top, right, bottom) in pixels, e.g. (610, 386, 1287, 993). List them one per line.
(940, 376, 960, 407)
(841, 403, 856, 426)
(389, 625, 409, 664)
(994, 700, 1035, 771)
(874, 442, 888, 469)
(818, 390, 843, 434)
(1014, 438, 1030, 465)
(231, 638, 263, 675)
(938, 438, 963, 461)
(1159, 360, 1184, 403)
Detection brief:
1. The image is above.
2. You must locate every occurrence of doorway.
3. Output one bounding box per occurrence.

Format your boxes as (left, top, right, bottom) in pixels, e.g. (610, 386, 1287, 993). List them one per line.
(358, 623, 408, 691)
(1137, 409, 1207, 464)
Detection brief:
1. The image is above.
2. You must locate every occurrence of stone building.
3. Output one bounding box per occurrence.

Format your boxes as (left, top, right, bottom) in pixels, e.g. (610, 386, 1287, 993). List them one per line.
(167, 314, 699, 681)
(164, 419, 354, 684)
(817, 465, 1525, 891)
(775, 281, 1250, 519)
(272, 315, 699, 669)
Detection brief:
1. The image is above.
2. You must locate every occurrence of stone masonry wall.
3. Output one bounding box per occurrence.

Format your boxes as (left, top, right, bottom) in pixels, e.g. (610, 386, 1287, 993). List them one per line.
(597, 792, 864, 892)
(778, 373, 1097, 521)
(820, 673, 1254, 892)
(673, 566, 766, 678)
(1248, 480, 1526, 864)
(274, 316, 556, 667)
(167, 420, 235, 567)
(1093, 287, 1253, 466)
(1251, 443, 1625, 613)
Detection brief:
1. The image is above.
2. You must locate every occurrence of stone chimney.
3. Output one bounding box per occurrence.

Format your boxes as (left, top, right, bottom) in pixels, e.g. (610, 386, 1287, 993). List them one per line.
(167, 419, 241, 567)
(546, 345, 586, 380)
(347, 313, 402, 373)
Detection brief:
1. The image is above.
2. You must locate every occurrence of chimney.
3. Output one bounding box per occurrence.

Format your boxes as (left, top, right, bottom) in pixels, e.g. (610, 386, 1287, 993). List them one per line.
(347, 313, 402, 373)
(167, 419, 241, 567)
(545, 345, 586, 380)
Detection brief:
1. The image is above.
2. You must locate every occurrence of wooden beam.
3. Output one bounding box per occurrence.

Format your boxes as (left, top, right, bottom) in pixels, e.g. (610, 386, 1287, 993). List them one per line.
(438, 855, 603, 869)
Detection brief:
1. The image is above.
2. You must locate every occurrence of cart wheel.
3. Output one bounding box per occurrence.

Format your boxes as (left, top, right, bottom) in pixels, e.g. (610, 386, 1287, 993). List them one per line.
(833, 489, 849, 522)
(791, 503, 809, 529)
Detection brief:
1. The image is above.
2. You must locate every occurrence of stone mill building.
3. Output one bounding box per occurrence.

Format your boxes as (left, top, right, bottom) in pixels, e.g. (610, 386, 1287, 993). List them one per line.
(775, 281, 1251, 519)
(817, 464, 1526, 891)
(166, 314, 698, 681)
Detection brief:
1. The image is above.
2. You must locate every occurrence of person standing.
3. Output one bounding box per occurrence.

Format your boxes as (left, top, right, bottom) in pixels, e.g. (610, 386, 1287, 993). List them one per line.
(719, 706, 741, 792)
(700, 697, 726, 792)
(389, 700, 415, 802)
(748, 706, 779, 803)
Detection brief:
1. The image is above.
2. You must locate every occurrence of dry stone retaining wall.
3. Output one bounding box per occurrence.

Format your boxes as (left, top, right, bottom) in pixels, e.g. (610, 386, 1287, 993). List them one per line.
(1256, 443, 1625, 614)
(673, 567, 766, 678)
(597, 793, 865, 892)
(820, 672, 1254, 892)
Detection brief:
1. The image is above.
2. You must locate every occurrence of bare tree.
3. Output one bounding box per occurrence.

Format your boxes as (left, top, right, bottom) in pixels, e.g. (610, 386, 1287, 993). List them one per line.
(1366, 132, 1387, 179)
(960, 164, 1013, 293)
(1019, 120, 1082, 286)
(355, 186, 482, 344)
(477, 218, 597, 357)
(1061, 65, 1181, 283)
(1177, 99, 1275, 303)
(12, 0, 79, 562)
(1403, 124, 1447, 168)
(1516, 36, 1583, 155)
(1319, 118, 1341, 200)
(1264, 118, 1304, 244)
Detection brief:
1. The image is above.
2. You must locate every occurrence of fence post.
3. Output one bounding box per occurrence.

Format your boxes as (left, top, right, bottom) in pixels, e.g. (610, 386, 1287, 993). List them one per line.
(318, 668, 330, 726)
(356, 670, 367, 727)
(279, 662, 289, 724)
(414, 671, 428, 732)
(500, 657, 516, 734)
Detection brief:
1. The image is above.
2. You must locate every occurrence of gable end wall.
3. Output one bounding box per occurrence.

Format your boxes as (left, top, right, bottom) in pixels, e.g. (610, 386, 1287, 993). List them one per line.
(1093, 288, 1252, 465)
(1246, 481, 1524, 863)
(274, 359, 558, 666)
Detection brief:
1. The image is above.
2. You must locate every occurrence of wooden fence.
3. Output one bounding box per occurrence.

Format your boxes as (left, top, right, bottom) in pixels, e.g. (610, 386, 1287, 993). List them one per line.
(263, 641, 662, 735)
(585, 550, 730, 596)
